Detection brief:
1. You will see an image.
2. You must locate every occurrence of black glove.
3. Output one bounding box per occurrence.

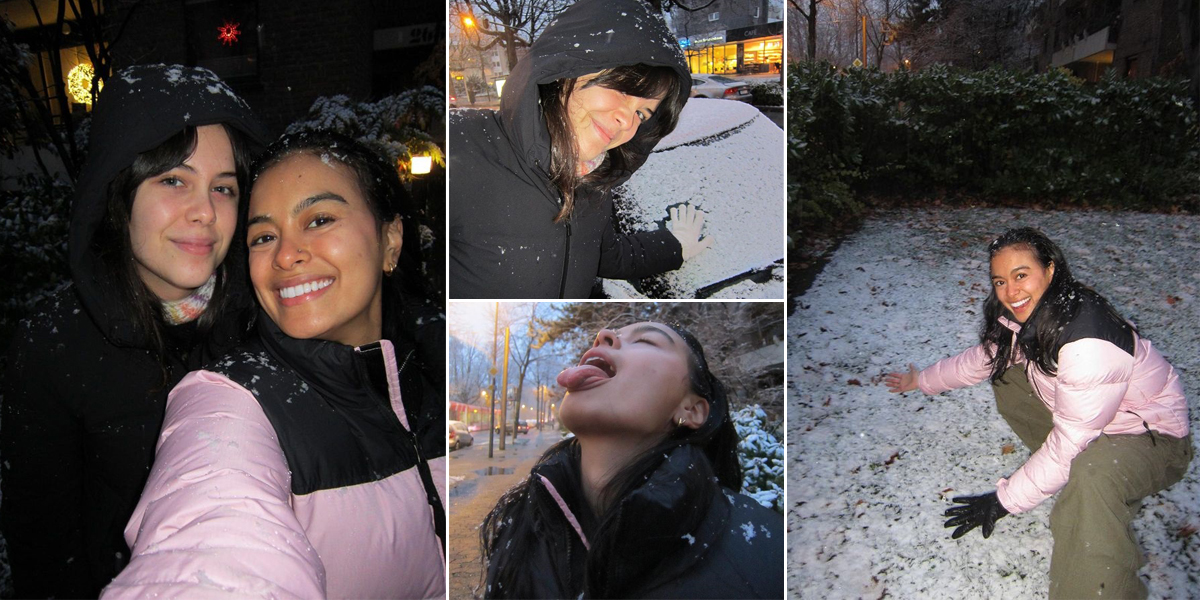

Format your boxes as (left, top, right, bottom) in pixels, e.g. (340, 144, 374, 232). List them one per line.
(943, 491, 1009, 539)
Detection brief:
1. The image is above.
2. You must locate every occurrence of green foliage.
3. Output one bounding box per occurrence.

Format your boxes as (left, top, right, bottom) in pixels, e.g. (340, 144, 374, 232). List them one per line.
(749, 83, 782, 107)
(0, 174, 73, 339)
(789, 62, 1200, 237)
(732, 404, 784, 514)
(285, 87, 446, 180)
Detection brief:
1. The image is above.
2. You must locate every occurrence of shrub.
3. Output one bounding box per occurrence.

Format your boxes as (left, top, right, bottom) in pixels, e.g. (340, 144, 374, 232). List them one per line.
(788, 62, 1200, 238)
(0, 173, 73, 340)
(750, 83, 783, 107)
(733, 404, 784, 513)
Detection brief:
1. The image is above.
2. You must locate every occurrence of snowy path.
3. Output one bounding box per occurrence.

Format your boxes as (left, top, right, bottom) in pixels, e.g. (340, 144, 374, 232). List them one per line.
(787, 208, 1200, 598)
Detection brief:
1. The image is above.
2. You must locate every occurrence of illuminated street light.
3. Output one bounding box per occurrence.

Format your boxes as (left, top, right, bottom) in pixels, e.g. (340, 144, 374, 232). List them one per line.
(411, 155, 433, 175)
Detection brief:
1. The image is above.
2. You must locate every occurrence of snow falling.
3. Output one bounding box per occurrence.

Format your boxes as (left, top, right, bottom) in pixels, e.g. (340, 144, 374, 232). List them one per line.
(788, 207, 1200, 599)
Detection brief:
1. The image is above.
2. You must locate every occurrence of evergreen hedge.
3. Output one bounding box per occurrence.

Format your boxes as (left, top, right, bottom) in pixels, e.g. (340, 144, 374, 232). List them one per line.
(788, 62, 1200, 237)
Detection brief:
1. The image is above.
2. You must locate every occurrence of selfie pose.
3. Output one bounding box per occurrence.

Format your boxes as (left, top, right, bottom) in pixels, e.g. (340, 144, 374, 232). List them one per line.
(450, 0, 712, 298)
(0, 65, 268, 597)
(481, 322, 783, 598)
(103, 132, 446, 598)
(886, 227, 1192, 599)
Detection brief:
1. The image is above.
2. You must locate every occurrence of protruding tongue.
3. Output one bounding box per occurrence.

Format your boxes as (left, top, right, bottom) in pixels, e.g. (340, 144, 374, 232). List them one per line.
(557, 364, 610, 391)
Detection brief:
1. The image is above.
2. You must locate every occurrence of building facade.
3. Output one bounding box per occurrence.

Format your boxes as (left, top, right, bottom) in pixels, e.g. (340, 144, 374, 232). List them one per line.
(1032, 0, 1189, 82)
(669, 0, 784, 75)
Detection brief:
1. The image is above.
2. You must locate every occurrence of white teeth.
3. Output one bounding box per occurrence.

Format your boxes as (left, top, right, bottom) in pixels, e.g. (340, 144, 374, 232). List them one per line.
(1012, 298, 1030, 308)
(279, 278, 333, 299)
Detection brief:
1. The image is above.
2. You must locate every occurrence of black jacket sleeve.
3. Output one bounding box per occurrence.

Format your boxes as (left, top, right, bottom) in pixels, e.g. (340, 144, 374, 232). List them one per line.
(596, 224, 684, 280)
(1, 323, 95, 598)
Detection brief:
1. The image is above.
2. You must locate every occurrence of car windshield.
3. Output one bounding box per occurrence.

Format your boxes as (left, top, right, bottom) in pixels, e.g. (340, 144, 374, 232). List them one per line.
(708, 76, 738, 83)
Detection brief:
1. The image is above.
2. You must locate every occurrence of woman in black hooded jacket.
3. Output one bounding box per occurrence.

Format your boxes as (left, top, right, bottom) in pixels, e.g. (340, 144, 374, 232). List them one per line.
(0, 64, 268, 597)
(449, 0, 711, 299)
(481, 322, 783, 598)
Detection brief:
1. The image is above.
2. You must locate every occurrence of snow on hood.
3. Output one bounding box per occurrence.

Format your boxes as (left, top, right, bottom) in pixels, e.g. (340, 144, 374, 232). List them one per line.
(69, 64, 270, 346)
(499, 0, 691, 185)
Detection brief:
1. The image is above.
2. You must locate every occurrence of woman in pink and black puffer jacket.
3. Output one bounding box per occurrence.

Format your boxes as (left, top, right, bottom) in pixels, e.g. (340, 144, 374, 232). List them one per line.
(886, 227, 1191, 600)
(102, 132, 446, 599)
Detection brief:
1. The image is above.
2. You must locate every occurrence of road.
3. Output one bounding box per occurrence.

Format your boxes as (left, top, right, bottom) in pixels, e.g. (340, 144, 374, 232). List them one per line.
(447, 428, 562, 599)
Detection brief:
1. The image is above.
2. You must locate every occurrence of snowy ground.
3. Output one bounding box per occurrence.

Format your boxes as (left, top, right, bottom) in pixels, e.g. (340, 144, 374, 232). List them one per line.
(607, 97, 785, 299)
(787, 207, 1200, 599)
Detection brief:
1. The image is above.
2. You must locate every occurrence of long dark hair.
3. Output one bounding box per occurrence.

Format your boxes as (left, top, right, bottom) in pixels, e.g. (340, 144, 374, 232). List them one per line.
(981, 227, 1131, 382)
(248, 131, 439, 346)
(93, 124, 254, 365)
(480, 325, 741, 597)
(540, 64, 686, 223)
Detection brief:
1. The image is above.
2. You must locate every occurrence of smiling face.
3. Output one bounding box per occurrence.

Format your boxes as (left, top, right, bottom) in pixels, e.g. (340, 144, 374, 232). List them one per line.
(558, 323, 708, 445)
(990, 245, 1055, 323)
(246, 153, 402, 347)
(566, 73, 663, 168)
(128, 124, 239, 301)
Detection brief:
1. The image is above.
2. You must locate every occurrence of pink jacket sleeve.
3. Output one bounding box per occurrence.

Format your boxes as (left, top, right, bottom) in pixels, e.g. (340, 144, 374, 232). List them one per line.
(995, 338, 1134, 514)
(917, 344, 995, 395)
(101, 371, 326, 599)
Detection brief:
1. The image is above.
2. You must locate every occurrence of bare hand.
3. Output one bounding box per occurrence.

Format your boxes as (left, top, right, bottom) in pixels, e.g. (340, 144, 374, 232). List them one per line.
(884, 364, 919, 393)
(666, 203, 713, 261)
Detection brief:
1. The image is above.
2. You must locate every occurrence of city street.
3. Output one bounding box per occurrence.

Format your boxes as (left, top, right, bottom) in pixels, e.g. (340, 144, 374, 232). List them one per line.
(447, 428, 562, 599)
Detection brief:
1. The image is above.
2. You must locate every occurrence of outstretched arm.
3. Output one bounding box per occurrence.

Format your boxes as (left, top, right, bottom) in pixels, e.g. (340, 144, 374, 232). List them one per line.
(102, 371, 325, 599)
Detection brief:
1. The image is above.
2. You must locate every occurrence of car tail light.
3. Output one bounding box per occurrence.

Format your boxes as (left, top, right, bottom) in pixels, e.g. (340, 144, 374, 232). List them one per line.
(724, 88, 736, 96)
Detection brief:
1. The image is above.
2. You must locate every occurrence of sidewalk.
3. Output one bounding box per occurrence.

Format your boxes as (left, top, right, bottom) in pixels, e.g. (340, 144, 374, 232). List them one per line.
(447, 428, 562, 599)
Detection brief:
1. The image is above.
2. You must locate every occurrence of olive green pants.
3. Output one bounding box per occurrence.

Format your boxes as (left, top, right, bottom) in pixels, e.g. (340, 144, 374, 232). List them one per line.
(992, 365, 1193, 600)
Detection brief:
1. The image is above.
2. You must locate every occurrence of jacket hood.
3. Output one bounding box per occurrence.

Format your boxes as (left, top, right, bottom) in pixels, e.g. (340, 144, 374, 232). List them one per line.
(69, 64, 271, 346)
(499, 0, 691, 184)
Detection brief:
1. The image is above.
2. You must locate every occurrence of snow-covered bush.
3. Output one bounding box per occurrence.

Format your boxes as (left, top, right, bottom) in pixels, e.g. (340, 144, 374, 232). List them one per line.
(750, 83, 782, 107)
(733, 404, 784, 514)
(0, 173, 73, 339)
(285, 86, 445, 180)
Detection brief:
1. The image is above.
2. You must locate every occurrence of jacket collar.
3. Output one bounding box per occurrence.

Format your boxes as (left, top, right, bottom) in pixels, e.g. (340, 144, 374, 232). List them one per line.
(532, 440, 728, 597)
(254, 311, 400, 408)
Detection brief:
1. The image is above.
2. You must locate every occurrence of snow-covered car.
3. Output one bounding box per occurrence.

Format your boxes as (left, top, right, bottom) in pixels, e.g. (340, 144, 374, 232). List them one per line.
(607, 97, 784, 299)
(689, 74, 753, 103)
(449, 420, 473, 450)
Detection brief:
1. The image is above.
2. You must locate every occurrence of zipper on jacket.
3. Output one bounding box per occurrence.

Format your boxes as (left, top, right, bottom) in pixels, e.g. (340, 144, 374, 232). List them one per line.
(359, 348, 448, 553)
(393, 349, 447, 554)
(559, 221, 572, 299)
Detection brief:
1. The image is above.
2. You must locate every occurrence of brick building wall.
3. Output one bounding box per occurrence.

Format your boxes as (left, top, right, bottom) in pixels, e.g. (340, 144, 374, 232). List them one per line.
(108, 0, 374, 135)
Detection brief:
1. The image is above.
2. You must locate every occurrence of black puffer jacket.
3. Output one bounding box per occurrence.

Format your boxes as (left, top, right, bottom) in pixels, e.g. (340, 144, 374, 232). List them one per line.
(449, 0, 690, 298)
(0, 65, 268, 598)
(485, 441, 784, 599)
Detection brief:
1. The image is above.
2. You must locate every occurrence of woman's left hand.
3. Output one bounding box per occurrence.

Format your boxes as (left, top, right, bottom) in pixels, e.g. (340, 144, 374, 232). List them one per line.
(943, 491, 1009, 539)
(666, 203, 713, 261)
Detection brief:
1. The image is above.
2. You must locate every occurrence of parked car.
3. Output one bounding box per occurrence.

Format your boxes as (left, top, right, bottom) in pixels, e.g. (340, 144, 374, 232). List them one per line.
(689, 74, 753, 103)
(608, 97, 784, 299)
(449, 420, 474, 450)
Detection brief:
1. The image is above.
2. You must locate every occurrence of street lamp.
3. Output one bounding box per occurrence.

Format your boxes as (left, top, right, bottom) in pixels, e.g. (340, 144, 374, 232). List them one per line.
(410, 155, 433, 175)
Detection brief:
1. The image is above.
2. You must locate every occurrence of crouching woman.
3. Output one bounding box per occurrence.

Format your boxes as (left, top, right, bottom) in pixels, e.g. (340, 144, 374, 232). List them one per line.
(103, 132, 446, 598)
(481, 323, 783, 598)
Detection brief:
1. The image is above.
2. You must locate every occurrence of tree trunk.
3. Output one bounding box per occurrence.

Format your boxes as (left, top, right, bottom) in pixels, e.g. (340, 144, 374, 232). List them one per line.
(807, 0, 818, 60)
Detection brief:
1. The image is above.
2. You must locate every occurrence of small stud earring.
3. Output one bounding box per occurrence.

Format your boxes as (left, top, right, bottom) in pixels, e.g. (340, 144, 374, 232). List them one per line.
(677, 417, 685, 427)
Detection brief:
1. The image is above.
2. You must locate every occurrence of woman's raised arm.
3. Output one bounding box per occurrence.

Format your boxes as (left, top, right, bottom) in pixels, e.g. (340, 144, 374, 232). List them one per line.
(102, 371, 325, 599)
